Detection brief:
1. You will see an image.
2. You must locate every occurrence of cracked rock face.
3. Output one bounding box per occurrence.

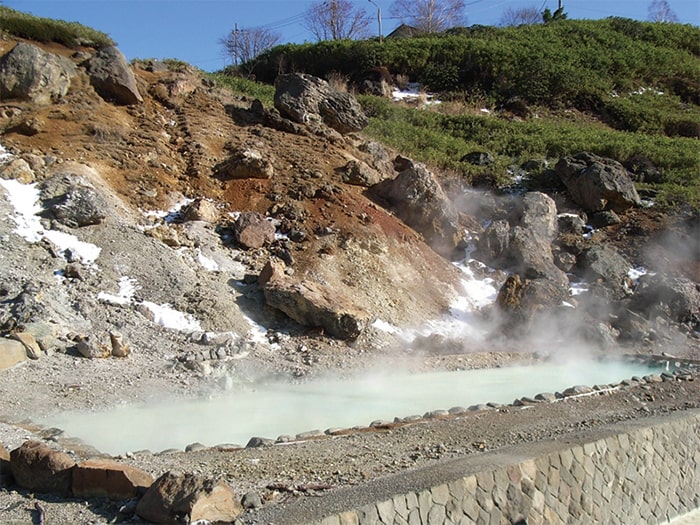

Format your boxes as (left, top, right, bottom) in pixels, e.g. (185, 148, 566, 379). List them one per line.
(0, 42, 76, 105)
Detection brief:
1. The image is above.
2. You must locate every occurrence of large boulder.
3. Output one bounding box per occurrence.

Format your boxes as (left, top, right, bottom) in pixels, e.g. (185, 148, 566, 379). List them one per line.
(0, 42, 76, 105)
(85, 46, 143, 105)
(274, 73, 368, 134)
(0, 338, 28, 370)
(476, 192, 568, 288)
(371, 158, 462, 257)
(555, 152, 641, 212)
(72, 459, 153, 499)
(39, 171, 108, 228)
(630, 274, 700, 326)
(508, 226, 569, 287)
(135, 471, 242, 524)
(231, 212, 276, 249)
(514, 191, 559, 240)
(578, 244, 631, 297)
(10, 440, 75, 496)
(495, 274, 569, 330)
(260, 259, 370, 340)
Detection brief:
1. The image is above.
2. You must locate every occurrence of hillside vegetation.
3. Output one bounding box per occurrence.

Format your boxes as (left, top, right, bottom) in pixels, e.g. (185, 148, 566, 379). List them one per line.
(232, 18, 700, 208)
(0, 6, 114, 48)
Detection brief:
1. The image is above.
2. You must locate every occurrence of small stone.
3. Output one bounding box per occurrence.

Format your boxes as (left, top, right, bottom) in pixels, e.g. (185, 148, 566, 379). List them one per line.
(10, 332, 42, 359)
(241, 491, 262, 509)
(246, 437, 274, 448)
(109, 331, 130, 357)
(76, 336, 110, 359)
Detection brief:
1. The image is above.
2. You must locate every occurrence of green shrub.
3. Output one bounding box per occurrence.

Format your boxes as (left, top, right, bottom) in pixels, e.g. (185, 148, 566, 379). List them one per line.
(210, 73, 275, 106)
(359, 95, 700, 208)
(0, 6, 114, 48)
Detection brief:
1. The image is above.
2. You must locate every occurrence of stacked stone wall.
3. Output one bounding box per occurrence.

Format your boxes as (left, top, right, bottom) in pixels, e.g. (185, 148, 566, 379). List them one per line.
(333, 413, 699, 524)
(245, 410, 699, 525)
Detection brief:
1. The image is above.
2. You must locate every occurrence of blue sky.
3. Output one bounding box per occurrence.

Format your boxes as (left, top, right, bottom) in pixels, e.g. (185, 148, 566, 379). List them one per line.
(3, 1, 699, 71)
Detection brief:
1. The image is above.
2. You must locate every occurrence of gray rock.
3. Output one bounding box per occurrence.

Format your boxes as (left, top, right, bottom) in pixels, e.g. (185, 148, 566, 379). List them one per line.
(578, 244, 630, 292)
(76, 336, 109, 359)
(555, 152, 641, 212)
(477, 192, 567, 287)
(476, 219, 510, 262)
(0, 42, 75, 105)
(461, 151, 495, 166)
(630, 274, 700, 326)
(86, 46, 143, 105)
(274, 73, 368, 134)
(558, 214, 586, 235)
(371, 158, 463, 257)
(508, 226, 568, 287)
(589, 210, 621, 229)
(340, 159, 385, 187)
(40, 175, 108, 228)
(241, 491, 262, 509)
(246, 437, 274, 448)
(516, 192, 558, 240)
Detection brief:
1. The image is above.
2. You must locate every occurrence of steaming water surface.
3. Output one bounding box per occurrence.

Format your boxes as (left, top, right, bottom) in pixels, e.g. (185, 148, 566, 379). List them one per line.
(45, 359, 660, 455)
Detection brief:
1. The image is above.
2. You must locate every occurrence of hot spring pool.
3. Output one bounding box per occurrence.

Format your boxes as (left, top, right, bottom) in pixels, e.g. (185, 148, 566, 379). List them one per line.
(42, 358, 662, 455)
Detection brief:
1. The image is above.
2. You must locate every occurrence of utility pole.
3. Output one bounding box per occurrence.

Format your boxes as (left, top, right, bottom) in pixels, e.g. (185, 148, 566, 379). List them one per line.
(233, 23, 239, 66)
(368, 0, 382, 42)
(558, 1, 563, 10)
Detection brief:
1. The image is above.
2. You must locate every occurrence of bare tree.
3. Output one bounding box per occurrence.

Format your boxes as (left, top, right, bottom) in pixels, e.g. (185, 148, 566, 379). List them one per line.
(303, 0, 372, 41)
(648, 0, 679, 22)
(220, 26, 281, 70)
(499, 6, 542, 26)
(389, 0, 466, 33)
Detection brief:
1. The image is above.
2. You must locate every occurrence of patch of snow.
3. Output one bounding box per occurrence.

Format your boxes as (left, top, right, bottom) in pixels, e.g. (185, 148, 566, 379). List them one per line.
(140, 301, 202, 332)
(98, 276, 139, 305)
(0, 178, 101, 265)
(0, 178, 44, 242)
(143, 197, 194, 224)
(0, 144, 13, 162)
(197, 249, 220, 272)
(569, 281, 589, 296)
(392, 83, 441, 105)
(372, 319, 399, 334)
(631, 87, 664, 96)
(627, 266, 648, 282)
(44, 230, 102, 266)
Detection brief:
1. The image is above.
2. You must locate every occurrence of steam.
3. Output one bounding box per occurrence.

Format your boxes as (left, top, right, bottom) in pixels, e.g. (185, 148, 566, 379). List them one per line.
(42, 358, 661, 456)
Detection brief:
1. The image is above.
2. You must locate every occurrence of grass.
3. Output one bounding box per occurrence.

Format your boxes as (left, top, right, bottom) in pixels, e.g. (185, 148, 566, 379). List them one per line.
(209, 73, 275, 107)
(359, 95, 700, 208)
(0, 6, 114, 48)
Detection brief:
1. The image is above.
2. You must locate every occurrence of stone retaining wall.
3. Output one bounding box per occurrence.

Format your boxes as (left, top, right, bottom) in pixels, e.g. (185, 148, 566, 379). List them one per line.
(242, 410, 700, 525)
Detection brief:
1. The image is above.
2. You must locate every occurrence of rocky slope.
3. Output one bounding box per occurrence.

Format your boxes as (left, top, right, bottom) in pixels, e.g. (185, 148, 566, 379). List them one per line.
(0, 35, 698, 523)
